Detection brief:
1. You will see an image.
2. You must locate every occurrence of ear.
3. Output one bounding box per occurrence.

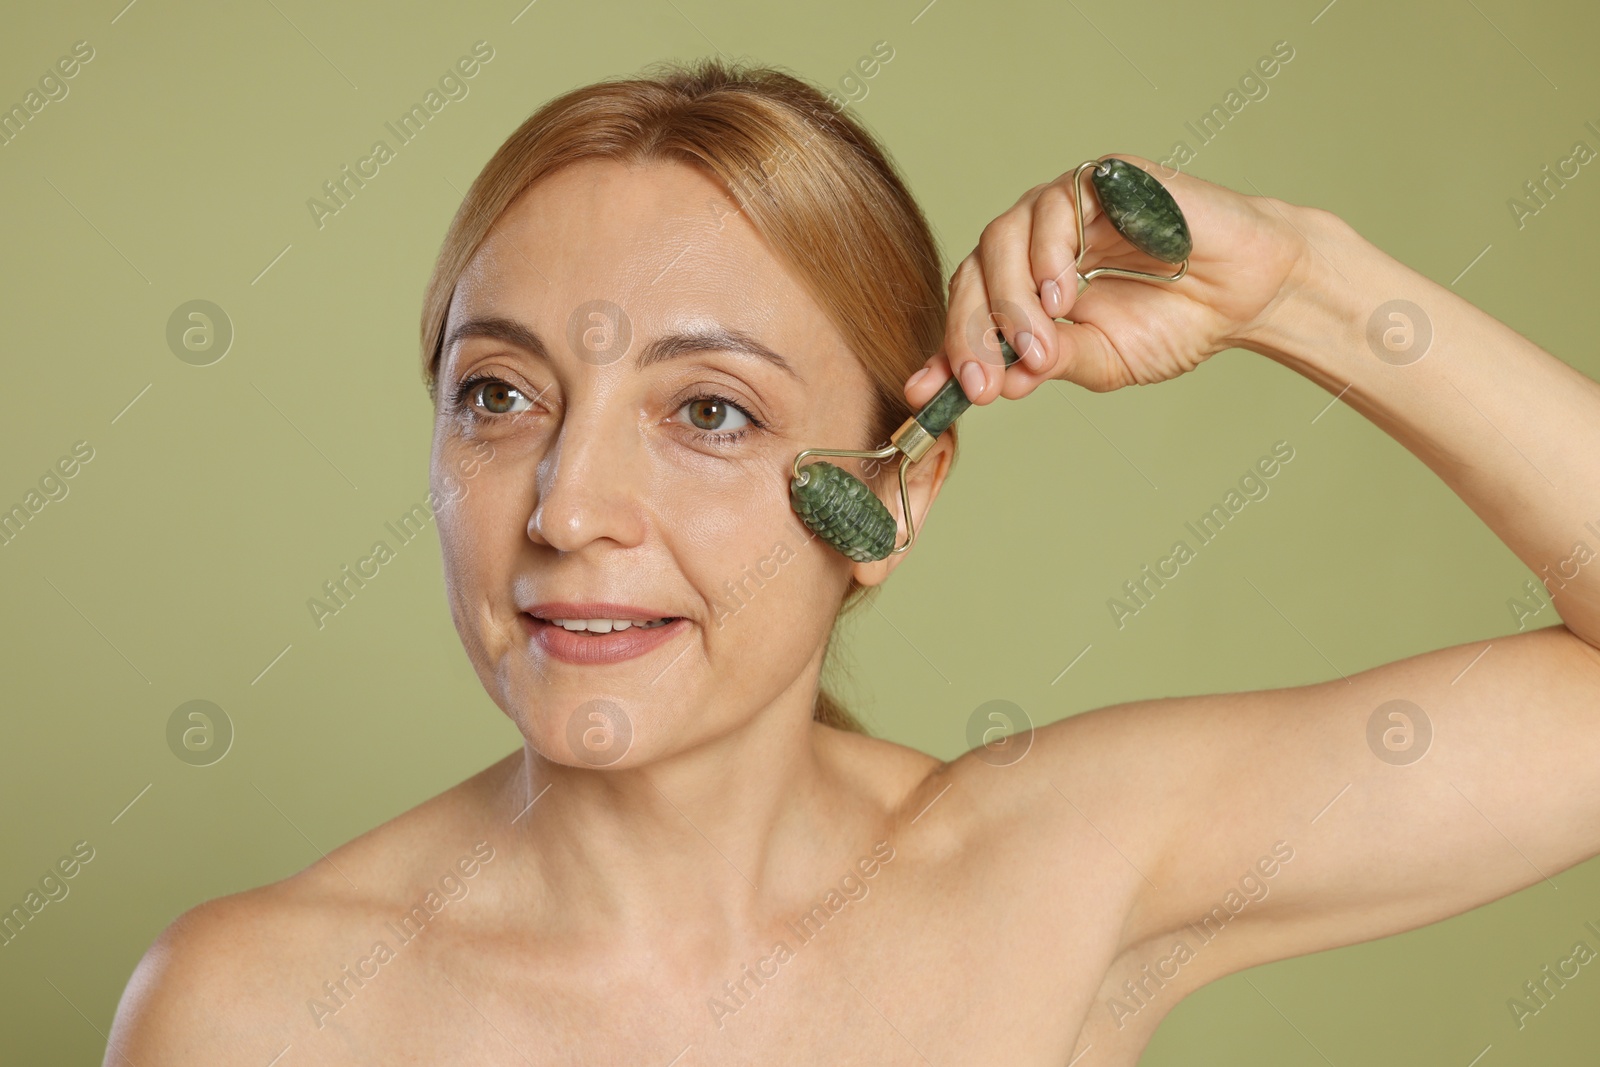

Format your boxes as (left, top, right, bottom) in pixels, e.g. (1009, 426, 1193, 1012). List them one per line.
(849, 432, 955, 587)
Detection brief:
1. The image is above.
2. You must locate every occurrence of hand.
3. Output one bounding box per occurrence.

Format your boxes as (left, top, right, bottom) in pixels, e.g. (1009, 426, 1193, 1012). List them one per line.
(905, 153, 1317, 407)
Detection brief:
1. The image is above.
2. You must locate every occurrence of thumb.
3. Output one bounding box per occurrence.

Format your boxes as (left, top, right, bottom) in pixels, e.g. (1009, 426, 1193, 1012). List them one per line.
(1046, 317, 1127, 394)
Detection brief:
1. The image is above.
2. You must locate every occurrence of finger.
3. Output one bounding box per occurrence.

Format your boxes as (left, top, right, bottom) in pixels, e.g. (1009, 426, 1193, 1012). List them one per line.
(904, 349, 955, 409)
(1030, 179, 1088, 320)
(1044, 304, 1127, 393)
(994, 357, 1059, 401)
(941, 248, 1001, 405)
(974, 190, 1060, 383)
(910, 331, 1066, 406)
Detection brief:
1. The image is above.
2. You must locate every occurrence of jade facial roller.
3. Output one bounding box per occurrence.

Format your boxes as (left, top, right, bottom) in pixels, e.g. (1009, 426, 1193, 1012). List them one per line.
(790, 157, 1194, 563)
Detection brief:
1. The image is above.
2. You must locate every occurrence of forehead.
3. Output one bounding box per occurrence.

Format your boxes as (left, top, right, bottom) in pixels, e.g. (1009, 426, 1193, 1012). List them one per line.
(446, 158, 857, 378)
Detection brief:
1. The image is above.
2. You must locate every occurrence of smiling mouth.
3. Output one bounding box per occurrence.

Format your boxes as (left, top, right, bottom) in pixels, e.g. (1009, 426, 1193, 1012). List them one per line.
(519, 612, 689, 665)
(537, 616, 679, 634)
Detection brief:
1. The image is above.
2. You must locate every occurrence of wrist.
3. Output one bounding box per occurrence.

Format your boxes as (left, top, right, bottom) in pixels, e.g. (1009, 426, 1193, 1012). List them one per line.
(1230, 203, 1375, 380)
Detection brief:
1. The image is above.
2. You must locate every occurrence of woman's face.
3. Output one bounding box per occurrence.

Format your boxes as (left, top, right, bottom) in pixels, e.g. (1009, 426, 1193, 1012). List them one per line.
(430, 158, 890, 766)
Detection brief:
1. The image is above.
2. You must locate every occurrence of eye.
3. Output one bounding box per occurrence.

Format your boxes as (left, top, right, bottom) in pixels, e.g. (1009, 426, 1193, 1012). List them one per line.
(679, 394, 752, 434)
(673, 393, 764, 445)
(454, 373, 535, 417)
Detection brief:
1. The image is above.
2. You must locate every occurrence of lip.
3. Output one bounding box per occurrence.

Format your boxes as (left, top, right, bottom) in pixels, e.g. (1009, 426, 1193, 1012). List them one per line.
(518, 604, 688, 666)
(523, 601, 679, 623)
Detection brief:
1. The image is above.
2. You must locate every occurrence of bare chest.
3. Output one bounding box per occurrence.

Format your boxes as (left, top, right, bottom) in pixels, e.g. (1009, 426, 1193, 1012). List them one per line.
(282, 843, 1173, 1066)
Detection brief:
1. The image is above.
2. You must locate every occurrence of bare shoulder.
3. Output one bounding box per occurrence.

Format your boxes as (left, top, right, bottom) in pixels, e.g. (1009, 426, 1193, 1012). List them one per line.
(104, 875, 331, 1063)
(942, 625, 1600, 988)
(105, 751, 519, 1066)
(911, 697, 1209, 947)
(900, 698, 1167, 835)
(814, 699, 1192, 873)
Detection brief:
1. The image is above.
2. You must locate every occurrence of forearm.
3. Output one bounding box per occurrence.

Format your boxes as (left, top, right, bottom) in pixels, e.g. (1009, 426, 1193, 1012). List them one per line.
(1236, 204, 1600, 650)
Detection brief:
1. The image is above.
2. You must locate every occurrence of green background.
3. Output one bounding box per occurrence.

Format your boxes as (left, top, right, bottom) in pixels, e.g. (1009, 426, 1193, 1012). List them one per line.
(3, 0, 1597, 1062)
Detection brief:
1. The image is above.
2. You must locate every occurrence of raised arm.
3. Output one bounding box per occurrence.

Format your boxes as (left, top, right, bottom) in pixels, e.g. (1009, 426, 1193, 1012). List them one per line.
(910, 156, 1600, 990)
(1090, 199, 1600, 1002)
(1242, 204, 1600, 650)
(1103, 201, 1600, 974)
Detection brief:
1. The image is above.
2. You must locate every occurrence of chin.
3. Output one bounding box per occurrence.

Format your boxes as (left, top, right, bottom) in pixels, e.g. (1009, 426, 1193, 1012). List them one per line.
(504, 691, 647, 770)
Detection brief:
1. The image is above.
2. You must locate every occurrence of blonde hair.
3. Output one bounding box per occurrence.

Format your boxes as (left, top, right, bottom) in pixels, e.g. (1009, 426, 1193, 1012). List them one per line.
(420, 57, 958, 734)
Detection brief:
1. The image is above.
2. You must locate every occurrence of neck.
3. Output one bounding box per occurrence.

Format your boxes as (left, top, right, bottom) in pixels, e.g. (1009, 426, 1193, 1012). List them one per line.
(489, 684, 905, 945)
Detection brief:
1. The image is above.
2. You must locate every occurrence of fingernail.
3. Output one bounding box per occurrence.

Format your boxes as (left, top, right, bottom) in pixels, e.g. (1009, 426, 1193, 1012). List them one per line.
(1041, 279, 1060, 315)
(907, 367, 929, 390)
(960, 360, 986, 399)
(1015, 330, 1044, 370)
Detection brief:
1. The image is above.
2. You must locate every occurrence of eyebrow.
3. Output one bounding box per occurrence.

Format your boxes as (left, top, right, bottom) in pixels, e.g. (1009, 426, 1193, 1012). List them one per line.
(443, 316, 802, 382)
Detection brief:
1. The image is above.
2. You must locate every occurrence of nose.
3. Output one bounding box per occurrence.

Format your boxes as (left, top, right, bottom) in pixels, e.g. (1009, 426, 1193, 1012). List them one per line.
(527, 395, 649, 553)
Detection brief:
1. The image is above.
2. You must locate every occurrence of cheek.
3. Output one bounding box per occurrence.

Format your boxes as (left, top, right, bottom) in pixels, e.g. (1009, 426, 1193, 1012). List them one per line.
(662, 459, 788, 555)
(660, 463, 849, 658)
(431, 456, 529, 599)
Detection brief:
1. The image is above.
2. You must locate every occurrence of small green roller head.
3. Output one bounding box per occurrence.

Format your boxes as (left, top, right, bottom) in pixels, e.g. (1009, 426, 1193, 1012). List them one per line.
(792, 163, 1192, 562)
(1089, 158, 1192, 264)
(791, 460, 897, 562)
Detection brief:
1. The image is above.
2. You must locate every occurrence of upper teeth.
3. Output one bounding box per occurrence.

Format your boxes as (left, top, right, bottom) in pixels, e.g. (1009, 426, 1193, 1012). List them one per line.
(548, 618, 670, 632)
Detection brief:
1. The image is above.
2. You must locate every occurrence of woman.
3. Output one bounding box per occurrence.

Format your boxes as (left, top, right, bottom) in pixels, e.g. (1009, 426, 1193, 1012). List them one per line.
(106, 57, 1600, 1065)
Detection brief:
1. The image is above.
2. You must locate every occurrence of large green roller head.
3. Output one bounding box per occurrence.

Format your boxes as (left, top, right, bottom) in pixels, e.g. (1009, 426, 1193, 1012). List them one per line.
(790, 339, 1022, 563)
(792, 158, 1191, 563)
(790, 460, 897, 563)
